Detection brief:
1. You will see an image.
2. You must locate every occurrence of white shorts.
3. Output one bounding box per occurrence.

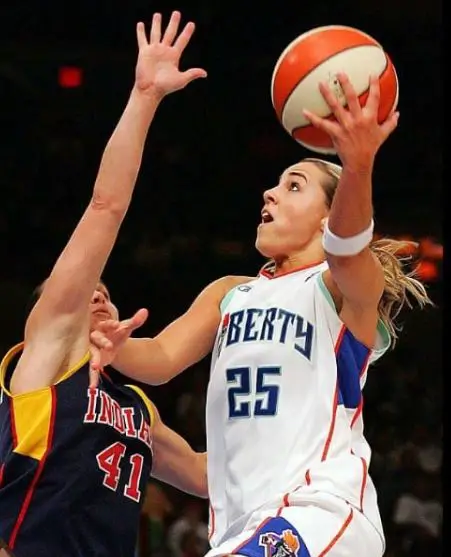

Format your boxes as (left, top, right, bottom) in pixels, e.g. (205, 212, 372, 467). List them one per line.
(205, 492, 385, 557)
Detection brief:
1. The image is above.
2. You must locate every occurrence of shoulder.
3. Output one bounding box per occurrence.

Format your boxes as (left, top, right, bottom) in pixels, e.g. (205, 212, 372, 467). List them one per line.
(222, 275, 255, 289)
(209, 276, 255, 314)
(217, 275, 256, 298)
(189, 276, 256, 317)
(201, 275, 255, 300)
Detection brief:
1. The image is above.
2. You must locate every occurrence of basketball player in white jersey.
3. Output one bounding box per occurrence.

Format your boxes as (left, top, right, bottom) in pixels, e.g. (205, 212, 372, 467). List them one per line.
(89, 70, 432, 556)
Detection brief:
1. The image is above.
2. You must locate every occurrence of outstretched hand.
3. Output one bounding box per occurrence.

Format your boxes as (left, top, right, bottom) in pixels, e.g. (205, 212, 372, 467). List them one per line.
(88, 308, 149, 389)
(303, 73, 399, 170)
(135, 10, 207, 99)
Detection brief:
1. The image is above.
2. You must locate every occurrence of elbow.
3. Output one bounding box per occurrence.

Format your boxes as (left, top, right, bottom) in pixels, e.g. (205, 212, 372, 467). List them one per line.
(193, 452, 208, 498)
(178, 452, 208, 499)
(194, 488, 209, 499)
(90, 191, 128, 218)
(152, 376, 173, 386)
(189, 478, 209, 499)
(199, 484, 209, 499)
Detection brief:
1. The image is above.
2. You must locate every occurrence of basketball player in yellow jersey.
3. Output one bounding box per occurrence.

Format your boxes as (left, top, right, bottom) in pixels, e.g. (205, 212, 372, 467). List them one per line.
(0, 11, 208, 557)
(90, 74, 433, 557)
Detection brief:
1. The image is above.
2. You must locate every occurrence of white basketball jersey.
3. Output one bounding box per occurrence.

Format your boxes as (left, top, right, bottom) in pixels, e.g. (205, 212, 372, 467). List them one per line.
(206, 262, 390, 548)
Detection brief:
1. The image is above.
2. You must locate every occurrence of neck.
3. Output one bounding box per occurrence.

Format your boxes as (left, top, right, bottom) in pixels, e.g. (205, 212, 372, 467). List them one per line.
(273, 244, 326, 277)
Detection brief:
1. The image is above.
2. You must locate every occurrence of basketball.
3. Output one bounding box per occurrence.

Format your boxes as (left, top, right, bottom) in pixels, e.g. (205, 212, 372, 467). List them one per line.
(270, 25, 399, 154)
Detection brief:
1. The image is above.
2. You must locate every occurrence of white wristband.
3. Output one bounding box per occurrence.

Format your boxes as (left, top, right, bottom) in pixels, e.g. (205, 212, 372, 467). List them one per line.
(322, 219, 374, 256)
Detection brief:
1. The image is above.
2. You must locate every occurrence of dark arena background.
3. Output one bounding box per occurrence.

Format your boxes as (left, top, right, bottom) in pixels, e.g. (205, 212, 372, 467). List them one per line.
(0, 1, 442, 556)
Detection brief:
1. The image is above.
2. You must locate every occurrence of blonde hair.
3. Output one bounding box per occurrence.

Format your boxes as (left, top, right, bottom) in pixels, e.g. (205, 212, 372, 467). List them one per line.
(304, 157, 434, 344)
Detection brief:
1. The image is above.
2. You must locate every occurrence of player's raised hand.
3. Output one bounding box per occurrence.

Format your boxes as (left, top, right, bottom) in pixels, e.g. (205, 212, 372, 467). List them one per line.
(303, 73, 399, 170)
(135, 11, 207, 99)
(88, 308, 149, 388)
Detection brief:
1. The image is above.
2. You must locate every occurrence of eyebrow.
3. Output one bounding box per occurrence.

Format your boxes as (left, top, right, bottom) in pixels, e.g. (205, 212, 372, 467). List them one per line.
(279, 170, 308, 181)
(289, 171, 308, 178)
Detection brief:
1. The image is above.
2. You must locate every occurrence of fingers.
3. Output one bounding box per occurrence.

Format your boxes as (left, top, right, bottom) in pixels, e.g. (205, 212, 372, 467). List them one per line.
(90, 330, 114, 351)
(132, 308, 149, 328)
(141, 11, 197, 52)
(364, 74, 381, 115)
(303, 109, 338, 136)
(173, 21, 196, 53)
(120, 308, 149, 332)
(96, 319, 121, 332)
(150, 12, 162, 44)
(317, 72, 379, 125)
(318, 79, 348, 125)
(90, 347, 100, 369)
(136, 21, 148, 49)
(89, 349, 102, 389)
(305, 71, 384, 130)
(380, 110, 400, 137)
(336, 72, 361, 115)
(181, 67, 208, 85)
(162, 10, 181, 46)
(89, 364, 101, 390)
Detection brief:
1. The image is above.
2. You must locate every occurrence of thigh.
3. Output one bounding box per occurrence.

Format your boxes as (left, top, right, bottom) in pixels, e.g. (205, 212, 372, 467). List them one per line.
(220, 495, 383, 557)
(280, 496, 383, 557)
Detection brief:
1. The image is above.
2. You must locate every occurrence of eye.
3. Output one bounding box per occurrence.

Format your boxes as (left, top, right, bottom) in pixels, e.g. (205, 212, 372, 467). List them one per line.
(288, 181, 300, 192)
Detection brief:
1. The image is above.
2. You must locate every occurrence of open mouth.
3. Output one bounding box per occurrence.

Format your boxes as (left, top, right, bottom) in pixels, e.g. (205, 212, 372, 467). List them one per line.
(261, 210, 274, 224)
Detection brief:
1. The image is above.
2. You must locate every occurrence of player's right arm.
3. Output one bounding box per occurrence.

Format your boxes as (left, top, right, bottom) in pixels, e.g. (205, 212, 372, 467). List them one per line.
(11, 90, 159, 396)
(150, 403, 208, 498)
(10, 12, 206, 395)
(91, 275, 252, 385)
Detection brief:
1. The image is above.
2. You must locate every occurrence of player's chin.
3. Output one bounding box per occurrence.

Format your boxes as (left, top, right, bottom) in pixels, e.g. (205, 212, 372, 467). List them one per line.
(255, 227, 278, 258)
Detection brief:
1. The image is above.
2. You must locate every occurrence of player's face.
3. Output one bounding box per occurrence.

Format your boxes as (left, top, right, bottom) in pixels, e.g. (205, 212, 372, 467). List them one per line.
(256, 161, 329, 259)
(89, 283, 119, 330)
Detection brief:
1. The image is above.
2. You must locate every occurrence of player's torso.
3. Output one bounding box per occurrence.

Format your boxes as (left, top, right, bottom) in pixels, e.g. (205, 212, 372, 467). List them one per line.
(206, 264, 380, 545)
(0, 345, 153, 557)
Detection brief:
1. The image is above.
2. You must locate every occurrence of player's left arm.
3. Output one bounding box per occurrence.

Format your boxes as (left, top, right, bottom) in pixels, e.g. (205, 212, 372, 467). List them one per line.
(150, 403, 207, 498)
(304, 73, 399, 343)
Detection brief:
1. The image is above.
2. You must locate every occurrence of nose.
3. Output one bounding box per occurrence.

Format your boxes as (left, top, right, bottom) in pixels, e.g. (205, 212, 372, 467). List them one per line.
(91, 291, 106, 305)
(263, 186, 278, 205)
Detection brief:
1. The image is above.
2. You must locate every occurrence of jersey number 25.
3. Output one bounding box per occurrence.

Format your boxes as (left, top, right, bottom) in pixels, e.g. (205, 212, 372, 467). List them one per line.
(227, 366, 280, 418)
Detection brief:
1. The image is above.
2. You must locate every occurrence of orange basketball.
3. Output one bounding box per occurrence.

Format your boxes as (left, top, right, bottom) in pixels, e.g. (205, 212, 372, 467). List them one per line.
(270, 25, 399, 154)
